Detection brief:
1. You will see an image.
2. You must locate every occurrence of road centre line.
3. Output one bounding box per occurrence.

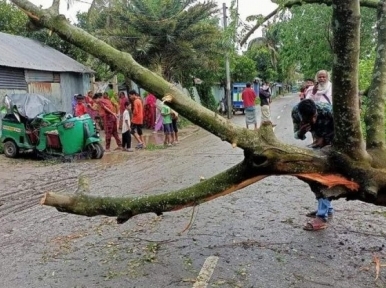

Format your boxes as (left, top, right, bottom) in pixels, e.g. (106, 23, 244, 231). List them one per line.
(192, 256, 219, 288)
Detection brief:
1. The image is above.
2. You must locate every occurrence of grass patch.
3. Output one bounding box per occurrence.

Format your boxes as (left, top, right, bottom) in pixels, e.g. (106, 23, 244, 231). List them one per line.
(371, 210, 386, 218)
(145, 143, 165, 151)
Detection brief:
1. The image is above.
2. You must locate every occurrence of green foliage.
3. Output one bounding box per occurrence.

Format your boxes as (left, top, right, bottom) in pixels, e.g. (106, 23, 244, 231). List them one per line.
(195, 83, 217, 111)
(276, 4, 334, 79)
(262, 4, 377, 82)
(0, 142, 3, 154)
(245, 46, 277, 82)
(230, 54, 257, 82)
(359, 52, 375, 91)
(87, 0, 223, 84)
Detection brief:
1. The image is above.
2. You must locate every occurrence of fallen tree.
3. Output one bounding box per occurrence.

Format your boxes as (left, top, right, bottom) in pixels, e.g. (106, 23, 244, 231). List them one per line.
(10, 0, 386, 222)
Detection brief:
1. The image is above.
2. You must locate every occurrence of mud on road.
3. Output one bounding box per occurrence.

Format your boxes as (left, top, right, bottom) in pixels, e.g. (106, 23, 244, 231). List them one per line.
(1, 104, 386, 288)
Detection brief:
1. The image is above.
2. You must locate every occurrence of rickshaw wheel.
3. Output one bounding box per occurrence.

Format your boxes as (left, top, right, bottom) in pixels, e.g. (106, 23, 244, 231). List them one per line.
(3, 140, 19, 158)
(88, 143, 104, 159)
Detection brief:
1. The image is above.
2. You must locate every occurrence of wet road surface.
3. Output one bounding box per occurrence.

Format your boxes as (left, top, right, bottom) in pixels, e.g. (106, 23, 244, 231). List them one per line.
(1, 94, 386, 288)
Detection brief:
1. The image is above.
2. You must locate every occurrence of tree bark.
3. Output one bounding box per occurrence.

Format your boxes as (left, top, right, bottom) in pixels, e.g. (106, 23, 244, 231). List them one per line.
(240, 0, 379, 47)
(331, 0, 369, 161)
(365, 0, 386, 150)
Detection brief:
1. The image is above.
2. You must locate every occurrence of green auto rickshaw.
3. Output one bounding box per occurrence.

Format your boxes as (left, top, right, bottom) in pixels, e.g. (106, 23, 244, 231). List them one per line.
(1, 93, 104, 159)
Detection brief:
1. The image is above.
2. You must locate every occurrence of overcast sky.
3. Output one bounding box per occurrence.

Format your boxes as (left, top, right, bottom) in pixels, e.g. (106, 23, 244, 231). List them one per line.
(29, 0, 278, 38)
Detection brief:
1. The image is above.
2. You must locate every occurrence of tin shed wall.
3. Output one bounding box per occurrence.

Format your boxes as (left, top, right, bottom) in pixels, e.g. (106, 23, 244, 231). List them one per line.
(60, 73, 84, 114)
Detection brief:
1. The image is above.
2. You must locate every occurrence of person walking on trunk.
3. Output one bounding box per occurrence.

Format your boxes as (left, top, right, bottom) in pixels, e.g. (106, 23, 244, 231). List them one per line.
(291, 99, 335, 231)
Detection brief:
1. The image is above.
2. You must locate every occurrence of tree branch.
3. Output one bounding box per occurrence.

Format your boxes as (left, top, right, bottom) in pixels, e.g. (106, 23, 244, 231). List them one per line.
(41, 161, 266, 223)
(240, 0, 379, 47)
(331, 0, 369, 161)
(365, 0, 386, 150)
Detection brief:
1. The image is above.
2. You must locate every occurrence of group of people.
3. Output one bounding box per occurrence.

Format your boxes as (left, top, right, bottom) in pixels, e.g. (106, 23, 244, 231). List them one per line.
(241, 70, 335, 232)
(241, 81, 274, 130)
(298, 70, 332, 105)
(292, 70, 334, 231)
(71, 89, 180, 152)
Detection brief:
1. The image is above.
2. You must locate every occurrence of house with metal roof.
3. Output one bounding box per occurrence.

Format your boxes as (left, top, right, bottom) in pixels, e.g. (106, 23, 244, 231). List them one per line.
(0, 31, 94, 113)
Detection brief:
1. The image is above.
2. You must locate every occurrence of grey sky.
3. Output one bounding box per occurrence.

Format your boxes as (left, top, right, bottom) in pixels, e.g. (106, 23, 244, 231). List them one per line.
(29, 0, 278, 38)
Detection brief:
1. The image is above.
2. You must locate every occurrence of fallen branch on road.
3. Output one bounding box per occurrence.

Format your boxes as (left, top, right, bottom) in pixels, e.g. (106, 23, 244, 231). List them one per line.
(41, 161, 267, 223)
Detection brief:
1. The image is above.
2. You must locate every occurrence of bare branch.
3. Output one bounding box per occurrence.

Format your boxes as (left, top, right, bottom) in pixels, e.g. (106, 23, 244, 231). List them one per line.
(365, 0, 386, 150)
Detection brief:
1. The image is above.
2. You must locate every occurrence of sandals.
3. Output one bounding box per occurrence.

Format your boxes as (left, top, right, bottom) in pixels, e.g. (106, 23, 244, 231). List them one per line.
(306, 210, 333, 218)
(303, 217, 328, 231)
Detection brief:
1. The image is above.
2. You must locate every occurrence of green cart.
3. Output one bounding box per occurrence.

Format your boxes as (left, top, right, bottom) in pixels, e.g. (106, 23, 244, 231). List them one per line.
(1, 94, 104, 159)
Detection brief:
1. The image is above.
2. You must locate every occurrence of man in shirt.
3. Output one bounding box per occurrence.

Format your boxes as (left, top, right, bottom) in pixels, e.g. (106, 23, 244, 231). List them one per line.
(291, 99, 334, 231)
(306, 70, 332, 104)
(128, 90, 145, 149)
(259, 81, 274, 125)
(241, 82, 258, 130)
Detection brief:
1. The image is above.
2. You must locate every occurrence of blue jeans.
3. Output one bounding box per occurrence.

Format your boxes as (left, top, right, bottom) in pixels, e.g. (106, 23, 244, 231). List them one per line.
(316, 198, 334, 219)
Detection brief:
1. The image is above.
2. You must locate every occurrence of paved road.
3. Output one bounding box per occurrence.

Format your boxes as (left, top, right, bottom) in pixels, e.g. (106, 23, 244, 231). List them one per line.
(1, 94, 386, 288)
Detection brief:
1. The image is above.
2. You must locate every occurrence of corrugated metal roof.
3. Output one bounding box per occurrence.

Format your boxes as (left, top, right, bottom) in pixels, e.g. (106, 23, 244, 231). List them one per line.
(0, 32, 94, 73)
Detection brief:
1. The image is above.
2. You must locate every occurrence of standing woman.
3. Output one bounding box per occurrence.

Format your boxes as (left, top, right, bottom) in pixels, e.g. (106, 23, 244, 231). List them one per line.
(144, 93, 157, 129)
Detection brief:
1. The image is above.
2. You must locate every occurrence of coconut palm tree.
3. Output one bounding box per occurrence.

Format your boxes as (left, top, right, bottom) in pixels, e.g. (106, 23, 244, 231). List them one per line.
(84, 0, 223, 83)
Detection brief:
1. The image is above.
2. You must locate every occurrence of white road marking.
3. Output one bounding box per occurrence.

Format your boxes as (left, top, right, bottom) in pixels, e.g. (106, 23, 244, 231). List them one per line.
(192, 256, 219, 288)
(277, 115, 281, 119)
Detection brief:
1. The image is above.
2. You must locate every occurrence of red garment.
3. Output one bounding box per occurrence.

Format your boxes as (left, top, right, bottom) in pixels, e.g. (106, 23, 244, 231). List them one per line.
(99, 98, 115, 115)
(145, 94, 157, 106)
(242, 88, 256, 107)
(132, 98, 143, 125)
(104, 114, 121, 150)
(119, 97, 128, 115)
(75, 103, 87, 117)
(144, 104, 156, 129)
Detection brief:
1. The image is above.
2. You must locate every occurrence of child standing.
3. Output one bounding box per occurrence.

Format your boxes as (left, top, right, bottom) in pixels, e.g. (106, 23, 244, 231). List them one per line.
(171, 110, 179, 144)
(74, 94, 87, 117)
(161, 102, 173, 146)
(122, 101, 133, 152)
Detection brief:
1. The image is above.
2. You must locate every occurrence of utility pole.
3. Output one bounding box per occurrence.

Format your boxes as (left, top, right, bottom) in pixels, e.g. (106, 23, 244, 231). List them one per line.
(223, 3, 232, 119)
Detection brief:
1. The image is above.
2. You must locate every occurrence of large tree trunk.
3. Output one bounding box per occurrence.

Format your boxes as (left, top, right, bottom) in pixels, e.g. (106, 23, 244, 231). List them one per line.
(365, 0, 386, 150)
(331, 0, 368, 160)
(10, 0, 386, 222)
